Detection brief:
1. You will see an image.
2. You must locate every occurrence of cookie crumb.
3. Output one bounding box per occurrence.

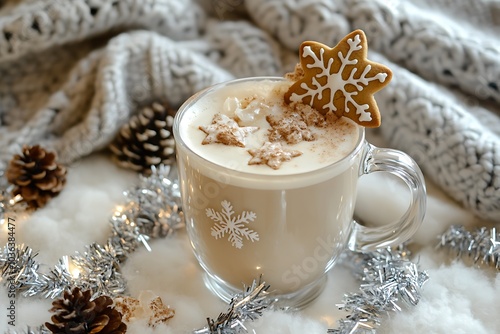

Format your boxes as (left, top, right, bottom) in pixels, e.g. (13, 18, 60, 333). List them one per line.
(285, 63, 305, 82)
(148, 296, 175, 327)
(114, 292, 175, 328)
(114, 296, 142, 322)
(325, 110, 340, 124)
(290, 102, 328, 127)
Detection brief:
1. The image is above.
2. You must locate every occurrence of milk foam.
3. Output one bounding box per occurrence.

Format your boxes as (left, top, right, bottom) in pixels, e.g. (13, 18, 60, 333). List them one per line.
(178, 79, 360, 176)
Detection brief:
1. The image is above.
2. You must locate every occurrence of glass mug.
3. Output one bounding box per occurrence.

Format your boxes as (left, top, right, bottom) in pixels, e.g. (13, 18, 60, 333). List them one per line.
(173, 77, 426, 309)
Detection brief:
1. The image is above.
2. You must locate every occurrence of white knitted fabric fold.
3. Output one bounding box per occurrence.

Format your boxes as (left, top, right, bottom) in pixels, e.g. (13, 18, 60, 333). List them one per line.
(373, 53, 500, 220)
(344, 0, 500, 103)
(0, 0, 206, 61)
(1, 0, 499, 220)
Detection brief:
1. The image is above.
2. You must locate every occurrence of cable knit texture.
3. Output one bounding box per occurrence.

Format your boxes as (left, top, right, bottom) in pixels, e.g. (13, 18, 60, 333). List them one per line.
(1, 0, 500, 220)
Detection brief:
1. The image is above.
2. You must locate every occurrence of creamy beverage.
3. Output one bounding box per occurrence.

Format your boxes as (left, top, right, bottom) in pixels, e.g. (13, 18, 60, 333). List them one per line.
(175, 31, 426, 309)
(178, 79, 360, 178)
(175, 78, 362, 298)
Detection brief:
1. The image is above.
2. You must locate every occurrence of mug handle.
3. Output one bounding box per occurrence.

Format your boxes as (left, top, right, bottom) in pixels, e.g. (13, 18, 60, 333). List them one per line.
(347, 143, 426, 252)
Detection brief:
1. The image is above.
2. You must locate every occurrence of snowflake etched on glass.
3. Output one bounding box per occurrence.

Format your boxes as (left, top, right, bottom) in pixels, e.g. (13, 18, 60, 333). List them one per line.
(206, 200, 259, 249)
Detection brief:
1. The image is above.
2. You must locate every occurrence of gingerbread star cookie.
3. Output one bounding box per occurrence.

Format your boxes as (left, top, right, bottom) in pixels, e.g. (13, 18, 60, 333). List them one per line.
(199, 113, 258, 147)
(285, 30, 392, 128)
(266, 113, 315, 144)
(248, 142, 302, 170)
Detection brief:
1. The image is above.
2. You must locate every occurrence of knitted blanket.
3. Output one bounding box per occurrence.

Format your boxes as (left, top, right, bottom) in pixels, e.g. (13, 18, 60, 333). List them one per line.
(0, 0, 499, 332)
(1, 0, 500, 220)
(1, 0, 500, 221)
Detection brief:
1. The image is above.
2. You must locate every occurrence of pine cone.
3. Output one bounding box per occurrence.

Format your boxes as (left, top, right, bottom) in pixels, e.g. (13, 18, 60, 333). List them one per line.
(110, 101, 176, 175)
(6, 145, 66, 209)
(45, 287, 127, 334)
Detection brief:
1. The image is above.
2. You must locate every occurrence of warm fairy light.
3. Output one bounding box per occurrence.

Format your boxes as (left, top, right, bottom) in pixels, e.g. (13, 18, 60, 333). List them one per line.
(68, 261, 81, 278)
(114, 205, 124, 215)
(114, 205, 130, 221)
(62, 256, 82, 279)
(71, 267, 81, 278)
(320, 315, 336, 327)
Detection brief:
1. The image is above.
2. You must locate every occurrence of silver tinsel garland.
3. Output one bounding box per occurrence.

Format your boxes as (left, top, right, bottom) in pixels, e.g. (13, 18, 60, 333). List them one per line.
(194, 277, 274, 334)
(328, 246, 429, 333)
(438, 224, 500, 270)
(0, 165, 183, 300)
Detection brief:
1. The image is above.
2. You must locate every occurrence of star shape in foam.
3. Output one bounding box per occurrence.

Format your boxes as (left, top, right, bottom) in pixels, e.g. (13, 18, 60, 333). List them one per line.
(247, 142, 302, 170)
(199, 113, 258, 147)
(285, 30, 392, 128)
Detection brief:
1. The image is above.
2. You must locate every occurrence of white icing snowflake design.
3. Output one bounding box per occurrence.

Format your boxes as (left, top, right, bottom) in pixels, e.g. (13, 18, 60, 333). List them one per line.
(289, 32, 389, 124)
(206, 200, 259, 249)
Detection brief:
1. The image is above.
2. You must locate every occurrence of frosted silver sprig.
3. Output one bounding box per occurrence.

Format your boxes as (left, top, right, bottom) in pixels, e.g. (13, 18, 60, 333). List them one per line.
(329, 246, 429, 333)
(194, 277, 274, 334)
(27, 256, 75, 299)
(1, 245, 41, 290)
(438, 224, 500, 270)
(65, 243, 127, 299)
(121, 164, 184, 240)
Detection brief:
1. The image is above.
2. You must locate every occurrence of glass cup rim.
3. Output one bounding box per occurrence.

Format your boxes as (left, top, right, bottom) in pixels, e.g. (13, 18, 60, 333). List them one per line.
(173, 76, 366, 182)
